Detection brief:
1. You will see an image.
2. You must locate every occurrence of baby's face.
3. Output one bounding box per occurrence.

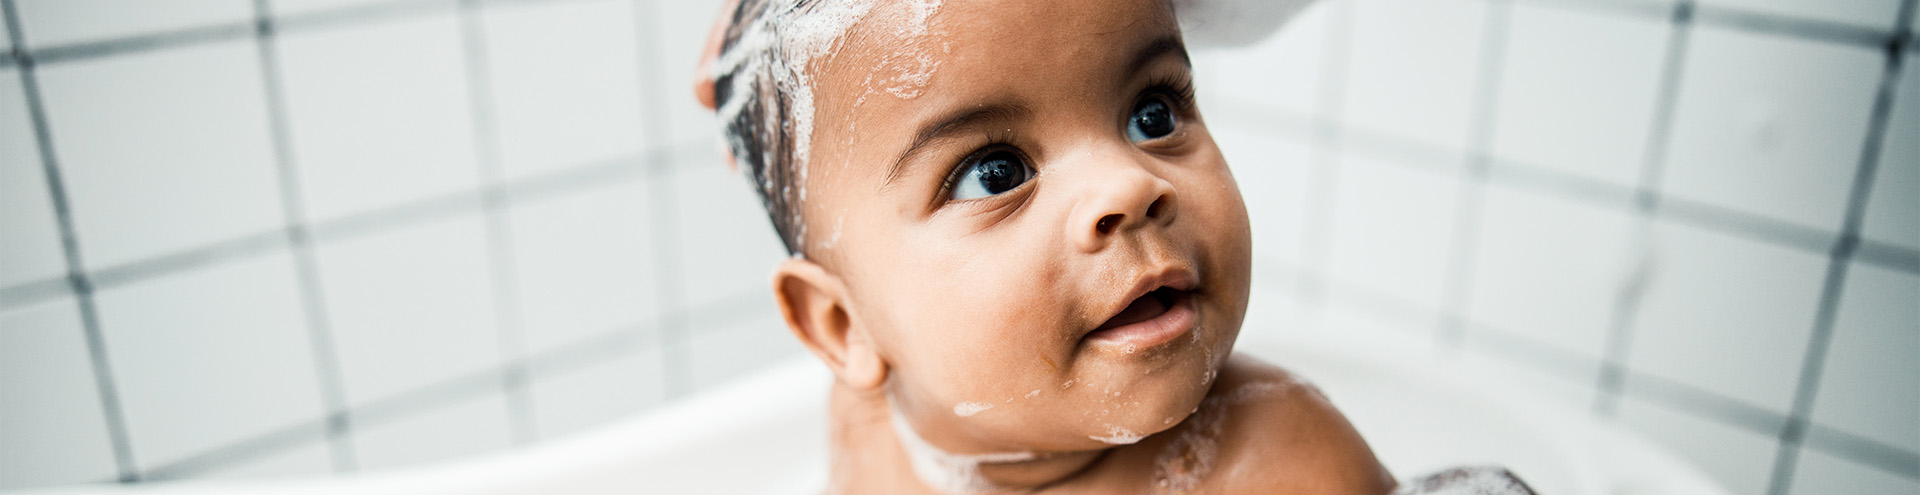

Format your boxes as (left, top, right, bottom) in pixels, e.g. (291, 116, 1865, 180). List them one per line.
(804, 0, 1251, 454)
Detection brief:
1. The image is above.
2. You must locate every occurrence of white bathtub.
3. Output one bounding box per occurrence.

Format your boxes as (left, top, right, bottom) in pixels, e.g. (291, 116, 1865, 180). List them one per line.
(17, 331, 1730, 495)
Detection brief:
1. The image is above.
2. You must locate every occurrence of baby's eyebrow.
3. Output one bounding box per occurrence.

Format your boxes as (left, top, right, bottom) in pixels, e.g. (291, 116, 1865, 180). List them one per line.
(1124, 35, 1191, 76)
(883, 103, 1033, 188)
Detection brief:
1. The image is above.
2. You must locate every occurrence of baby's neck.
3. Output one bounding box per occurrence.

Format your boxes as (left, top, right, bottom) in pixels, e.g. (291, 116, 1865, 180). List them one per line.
(829, 382, 1109, 493)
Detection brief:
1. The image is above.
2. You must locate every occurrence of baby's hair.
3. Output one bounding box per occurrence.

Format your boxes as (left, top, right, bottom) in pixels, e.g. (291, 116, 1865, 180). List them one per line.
(713, 0, 876, 256)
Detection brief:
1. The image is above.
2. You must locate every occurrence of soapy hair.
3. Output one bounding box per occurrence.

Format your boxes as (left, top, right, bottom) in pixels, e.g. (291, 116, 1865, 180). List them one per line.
(713, 0, 877, 255)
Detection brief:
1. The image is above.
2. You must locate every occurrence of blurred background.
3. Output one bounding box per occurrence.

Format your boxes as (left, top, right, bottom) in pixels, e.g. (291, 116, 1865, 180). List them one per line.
(0, 0, 1911, 494)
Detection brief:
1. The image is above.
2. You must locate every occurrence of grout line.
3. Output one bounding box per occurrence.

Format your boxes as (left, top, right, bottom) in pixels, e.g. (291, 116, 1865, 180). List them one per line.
(1293, 0, 1356, 320)
(1435, 0, 1514, 350)
(1803, 423, 1920, 480)
(1, 0, 140, 481)
(1261, 255, 1920, 480)
(1204, 98, 1920, 277)
(0, 146, 687, 313)
(249, 0, 358, 472)
(1690, 3, 1893, 48)
(1515, 0, 1900, 48)
(139, 422, 330, 481)
(1593, 0, 1694, 418)
(1765, 1, 1916, 492)
(455, 0, 537, 446)
(25, 22, 255, 65)
(130, 287, 773, 481)
(0, 0, 1886, 71)
(1620, 370, 1792, 437)
(631, 0, 692, 399)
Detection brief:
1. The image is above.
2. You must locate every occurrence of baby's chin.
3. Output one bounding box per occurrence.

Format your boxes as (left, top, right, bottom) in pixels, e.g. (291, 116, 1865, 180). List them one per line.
(1064, 345, 1222, 448)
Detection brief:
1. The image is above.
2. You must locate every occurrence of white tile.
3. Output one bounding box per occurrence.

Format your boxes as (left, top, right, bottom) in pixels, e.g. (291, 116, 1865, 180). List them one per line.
(649, 0, 726, 149)
(13, 0, 250, 48)
(316, 215, 502, 406)
(1615, 396, 1780, 495)
(1625, 220, 1827, 413)
(686, 303, 799, 391)
(197, 441, 332, 480)
(1466, 184, 1637, 361)
(1340, 0, 1485, 151)
(1192, 0, 1328, 117)
(0, 298, 118, 489)
(1490, 4, 1669, 188)
(482, 0, 648, 180)
(1452, 347, 1598, 414)
(1809, 262, 1918, 452)
(1326, 153, 1461, 311)
(508, 182, 659, 355)
(1696, 0, 1903, 30)
(1, 10, 12, 52)
(35, 41, 286, 269)
(1859, 53, 1919, 251)
(1237, 283, 1303, 340)
(528, 346, 667, 440)
(1660, 26, 1883, 232)
(276, 14, 479, 221)
(0, 69, 68, 288)
(1217, 129, 1314, 268)
(93, 253, 324, 470)
(270, 0, 406, 17)
(352, 393, 513, 471)
(1788, 448, 1920, 495)
(671, 161, 787, 311)
(1319, 298, 1435, 349)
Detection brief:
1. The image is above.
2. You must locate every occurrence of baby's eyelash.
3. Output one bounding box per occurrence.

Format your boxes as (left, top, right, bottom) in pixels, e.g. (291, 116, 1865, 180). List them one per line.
(1144, 74, 1198, 108)
(936, 130, 1020, 202)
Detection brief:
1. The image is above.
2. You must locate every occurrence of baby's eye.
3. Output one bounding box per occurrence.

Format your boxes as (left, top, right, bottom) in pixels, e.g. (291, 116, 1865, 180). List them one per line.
(1126, 96, 1177, 142)
(950, 150, 1032, 200)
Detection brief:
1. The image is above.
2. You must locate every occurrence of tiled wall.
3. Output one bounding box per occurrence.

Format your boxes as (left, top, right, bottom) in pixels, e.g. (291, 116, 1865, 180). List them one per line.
(1197, 0, 1917, 494)
(0, 0, 1913, 494)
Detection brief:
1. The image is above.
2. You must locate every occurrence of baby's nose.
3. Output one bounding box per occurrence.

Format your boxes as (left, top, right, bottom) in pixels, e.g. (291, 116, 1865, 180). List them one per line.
(1069, 157, 1178, 253)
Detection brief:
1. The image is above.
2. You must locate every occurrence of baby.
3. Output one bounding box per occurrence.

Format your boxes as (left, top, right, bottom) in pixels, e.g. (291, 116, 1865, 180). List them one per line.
(690, 0, 1529, 493)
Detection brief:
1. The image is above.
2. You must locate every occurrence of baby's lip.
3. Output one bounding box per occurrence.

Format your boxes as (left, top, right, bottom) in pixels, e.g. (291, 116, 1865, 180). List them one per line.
(1085, 265, 1199, 339)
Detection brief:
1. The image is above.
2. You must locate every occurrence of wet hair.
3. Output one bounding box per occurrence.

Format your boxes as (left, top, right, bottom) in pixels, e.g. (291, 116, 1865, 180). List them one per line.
(713, 0, 841, 256)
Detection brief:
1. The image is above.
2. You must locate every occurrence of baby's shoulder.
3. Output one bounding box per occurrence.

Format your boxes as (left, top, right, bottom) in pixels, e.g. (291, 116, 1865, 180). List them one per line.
(1200, 355, 1394, 494)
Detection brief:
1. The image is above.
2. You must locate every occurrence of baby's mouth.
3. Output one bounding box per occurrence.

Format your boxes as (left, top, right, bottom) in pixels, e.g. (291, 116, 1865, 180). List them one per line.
(1094, 287, 1181, 332)
(1082, 281, 1198, 350)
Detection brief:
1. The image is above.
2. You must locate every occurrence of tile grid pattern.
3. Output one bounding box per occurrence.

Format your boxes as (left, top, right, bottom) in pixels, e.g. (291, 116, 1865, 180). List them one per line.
(0, 0, 786, 485)
(0, 0, 139, 482)
(0, 0, 1913, 493)
(1219, 0, 1915, 492)
(247, 0, 358, 473)
(1766, 1, 1917, 492)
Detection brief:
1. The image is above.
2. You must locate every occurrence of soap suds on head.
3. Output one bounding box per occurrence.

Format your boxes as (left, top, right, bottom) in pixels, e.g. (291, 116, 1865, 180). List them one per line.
(954, 401, 994, 417)
(890, 405, 1034, 494)
(713, 0, 946, 255)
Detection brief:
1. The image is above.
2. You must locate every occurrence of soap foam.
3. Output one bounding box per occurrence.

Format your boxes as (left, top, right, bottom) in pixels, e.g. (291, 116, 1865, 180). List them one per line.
(1090, 424, 1146, 445)
(953, 401, 994, 417)
(890, 406, 1035, 494)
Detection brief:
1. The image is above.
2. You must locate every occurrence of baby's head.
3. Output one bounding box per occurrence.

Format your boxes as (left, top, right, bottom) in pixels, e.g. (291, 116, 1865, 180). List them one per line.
(707, 0, 1252, 484)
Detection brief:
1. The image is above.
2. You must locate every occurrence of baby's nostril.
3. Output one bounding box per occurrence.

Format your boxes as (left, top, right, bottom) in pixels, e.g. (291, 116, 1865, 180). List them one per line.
(1145, 196, 1168, 219)
(1096, 214, 1123, 234)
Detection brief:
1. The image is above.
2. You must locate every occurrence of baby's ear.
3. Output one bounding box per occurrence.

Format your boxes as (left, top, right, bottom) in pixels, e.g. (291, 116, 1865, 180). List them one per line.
(773, 258, 888, 390)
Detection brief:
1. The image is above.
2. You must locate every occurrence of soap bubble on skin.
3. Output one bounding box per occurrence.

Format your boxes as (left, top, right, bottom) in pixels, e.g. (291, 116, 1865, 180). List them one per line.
(890, 405, 1035, 494)
(953, 401, 994, 417)
(1091, 425, 1146, 445)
